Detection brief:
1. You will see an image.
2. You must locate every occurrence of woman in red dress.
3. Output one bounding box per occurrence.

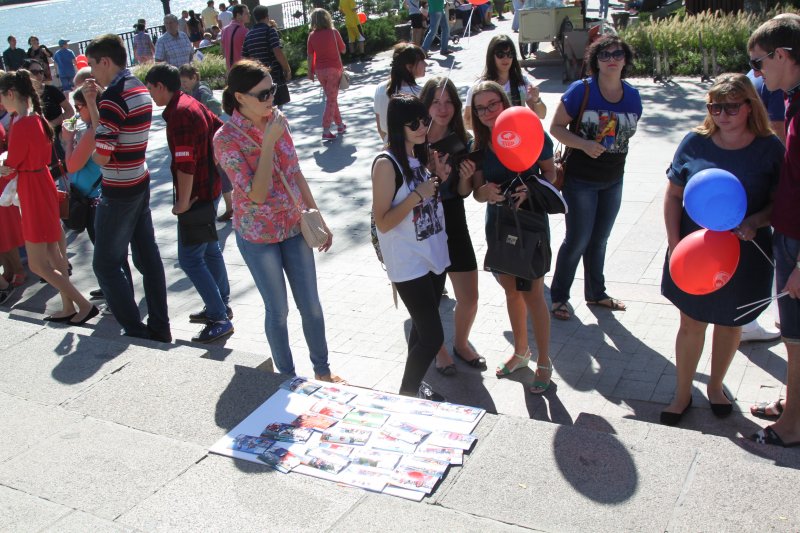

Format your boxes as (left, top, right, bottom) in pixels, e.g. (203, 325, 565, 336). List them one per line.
(0, 120, 26, 291)
(0, 69, 97, 324)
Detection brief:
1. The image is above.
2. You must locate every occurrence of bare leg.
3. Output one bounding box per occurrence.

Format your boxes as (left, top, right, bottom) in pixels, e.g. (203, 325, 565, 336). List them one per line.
(222, 191, 232, 213)
(26, 241, 90, 318)
(413, 28, 424, 46)
(523, 277, 551, 369)
(497, 273, 530, 362)
(449, 270, 479, 358)
(664, 312, 707, 414)
(707, 324, 740, 405)
(770, 343, 800, 443)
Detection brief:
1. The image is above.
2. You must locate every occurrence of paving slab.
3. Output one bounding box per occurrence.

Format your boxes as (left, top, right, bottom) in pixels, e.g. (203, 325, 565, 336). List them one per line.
(117, 455, 364, 533)
(0, 417, 205, 520)
(40, 511, 143, 533)
(64, 351, 283, 446)
(0, 485, 72, 532)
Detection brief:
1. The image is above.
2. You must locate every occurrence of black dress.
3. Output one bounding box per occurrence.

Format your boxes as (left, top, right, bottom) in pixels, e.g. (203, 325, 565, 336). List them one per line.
(661, 132, 784, 326)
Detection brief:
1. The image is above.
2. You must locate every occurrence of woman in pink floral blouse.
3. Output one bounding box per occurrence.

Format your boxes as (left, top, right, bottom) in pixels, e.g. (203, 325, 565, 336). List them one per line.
(213, 59, 341, 383)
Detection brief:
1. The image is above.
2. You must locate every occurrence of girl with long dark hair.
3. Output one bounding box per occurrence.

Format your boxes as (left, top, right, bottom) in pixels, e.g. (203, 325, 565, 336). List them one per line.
(373, 43, 427, 142)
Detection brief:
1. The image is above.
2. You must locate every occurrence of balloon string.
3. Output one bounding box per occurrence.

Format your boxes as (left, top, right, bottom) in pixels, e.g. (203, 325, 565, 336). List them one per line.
(750, 239, 776, 267)
(734, 292, 789, 322)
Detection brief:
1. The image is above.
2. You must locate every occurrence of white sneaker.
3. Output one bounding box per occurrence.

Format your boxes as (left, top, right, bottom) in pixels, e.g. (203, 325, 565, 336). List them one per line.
(740, 320, 781, 342)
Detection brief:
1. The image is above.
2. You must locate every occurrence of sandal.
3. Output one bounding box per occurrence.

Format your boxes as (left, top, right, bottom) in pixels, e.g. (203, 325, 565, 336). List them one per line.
(495, 348, 531, 377)
(586, 297, 626, 311)
(551, 302, 571, 321)
(529, 358, 553, 395)
(750, 399, 784, 420)
(749, 426, 800, 448)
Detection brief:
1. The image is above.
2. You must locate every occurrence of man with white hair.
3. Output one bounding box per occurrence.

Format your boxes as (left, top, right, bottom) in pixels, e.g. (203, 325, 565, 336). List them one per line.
(155, 14, 194, 68)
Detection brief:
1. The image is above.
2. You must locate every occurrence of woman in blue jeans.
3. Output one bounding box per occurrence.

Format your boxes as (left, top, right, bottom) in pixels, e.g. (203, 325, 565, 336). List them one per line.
(214, 60, 341, 382)
(549, 36, 642, 320)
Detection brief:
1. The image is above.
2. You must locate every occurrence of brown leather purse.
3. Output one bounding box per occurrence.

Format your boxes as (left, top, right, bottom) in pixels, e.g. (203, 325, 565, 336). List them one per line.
(553, 79, 590, 190)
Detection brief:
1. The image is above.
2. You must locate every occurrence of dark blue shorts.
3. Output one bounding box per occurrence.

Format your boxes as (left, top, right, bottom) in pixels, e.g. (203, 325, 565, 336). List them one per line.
(774, 231, 800, 343)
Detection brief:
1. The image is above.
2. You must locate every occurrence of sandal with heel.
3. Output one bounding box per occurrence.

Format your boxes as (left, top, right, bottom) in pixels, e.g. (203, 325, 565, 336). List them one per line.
(529, 358, 553, 394)
(495, 349, 531, 377)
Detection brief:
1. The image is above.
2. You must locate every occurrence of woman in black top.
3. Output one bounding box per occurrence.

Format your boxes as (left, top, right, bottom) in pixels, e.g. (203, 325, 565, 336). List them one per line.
(26, 36, 53, 83)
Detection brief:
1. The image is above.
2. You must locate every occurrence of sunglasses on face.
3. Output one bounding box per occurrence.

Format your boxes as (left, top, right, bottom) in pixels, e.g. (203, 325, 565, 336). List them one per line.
(706, 101, 747, 116)
(749, 47, 793, 71)
(29, 69, 44, 76)
(474, 99, 503, 116)
(597, 49, 626, 62)
(405, 115, 432, 131)
(247, 85, 276, 101)
(494, 50, 514, 59)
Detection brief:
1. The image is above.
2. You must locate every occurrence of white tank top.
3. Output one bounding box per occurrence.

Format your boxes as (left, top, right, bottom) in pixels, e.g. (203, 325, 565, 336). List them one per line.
(376, 153, 450, 283)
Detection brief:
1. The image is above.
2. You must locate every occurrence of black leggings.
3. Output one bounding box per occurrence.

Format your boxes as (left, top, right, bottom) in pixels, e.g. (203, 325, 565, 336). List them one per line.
(394, 270, 447, 396)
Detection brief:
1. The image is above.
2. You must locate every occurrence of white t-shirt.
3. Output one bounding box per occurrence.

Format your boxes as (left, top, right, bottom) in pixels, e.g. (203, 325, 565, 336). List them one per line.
(373, 81, 422, 138)
(376, 153, 450, 283)
(218, 10, 233, 27)
(465, 74, 534, 108)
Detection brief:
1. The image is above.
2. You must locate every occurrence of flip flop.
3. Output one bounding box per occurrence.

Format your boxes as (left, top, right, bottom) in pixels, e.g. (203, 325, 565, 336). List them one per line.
(750, 399, 784, 420)
(749, 426, 800, 448)
(586, 297, 627, 311)
(550, 302, 571, 321)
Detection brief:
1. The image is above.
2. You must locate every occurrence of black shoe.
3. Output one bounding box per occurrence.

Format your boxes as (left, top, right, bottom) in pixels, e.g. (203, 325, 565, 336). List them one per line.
(147, 326, 173, 343)
(189, 305, 233, 323)
(44, 312, 77, 323)
(452, 347, 487, 370)
(418, 381, 446, 402)
(660, 397, 693, 426)
(192, 320, 234, 343)
(69, 305, 100, 326)
(90, 288, 104, 300)
(710, 392, 733, 418)
(436, 363, 457, 376)
(0, 285, 16, 306)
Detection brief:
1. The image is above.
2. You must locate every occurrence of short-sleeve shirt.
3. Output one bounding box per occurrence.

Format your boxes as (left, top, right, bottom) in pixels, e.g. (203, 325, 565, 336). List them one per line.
(154, 31, 194, 67)
(466, 74, 535, 108)
(218, 10, 233, 27)
(221, 21, 248, 69)
(747, 69, 785, 123)
(190, 82, 223, 117)
(307, 29, 345, 73)
(202, 6, 219, 27)
(2, 47, 26, 70)
(53, 48, 76, 78)
(163, 91, 224, 202)
(214, 110, 306, 244)
(561, 76, 642, 183)
(773, 90, 800, 239)
(242, 22, 284, 82)
(133, 32, 155, 61)
(373, 82, 421, 136)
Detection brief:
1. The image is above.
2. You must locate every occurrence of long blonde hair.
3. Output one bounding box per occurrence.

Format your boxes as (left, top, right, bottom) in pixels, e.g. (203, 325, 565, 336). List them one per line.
(694, 73, 774, 137)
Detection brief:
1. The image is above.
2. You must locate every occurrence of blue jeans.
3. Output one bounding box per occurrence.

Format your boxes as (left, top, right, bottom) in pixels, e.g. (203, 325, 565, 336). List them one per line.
(235, 232, 330, 376)
(550, 177, 623, 304)
(177, 197, 230, 322)
(774, 231, 800, 342)
(422, 10, 450, 54)
(93, 188, 170, 338)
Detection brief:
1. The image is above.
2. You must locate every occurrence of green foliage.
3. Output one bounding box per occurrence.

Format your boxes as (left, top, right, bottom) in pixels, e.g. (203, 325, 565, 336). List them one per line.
(619, 4, 795, 77)
(131, 54, 228, 89)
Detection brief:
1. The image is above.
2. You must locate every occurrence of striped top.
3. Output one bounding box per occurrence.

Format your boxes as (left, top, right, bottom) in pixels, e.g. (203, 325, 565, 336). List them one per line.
(94, 69, 153, 197)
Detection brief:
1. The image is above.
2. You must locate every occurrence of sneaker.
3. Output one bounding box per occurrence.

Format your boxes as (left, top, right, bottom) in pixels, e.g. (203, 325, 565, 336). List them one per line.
(189, 306, 233, 323)
(192, 320, 234, 343)
(322, 131, 336, 141)
(90, 288, 104, 299)
(418, 381, 446, 402)
(0, 285, 16, 306)
(740, 320, 781, 342)
(337, 123, 347, 134)
(100, 303, 113, 316)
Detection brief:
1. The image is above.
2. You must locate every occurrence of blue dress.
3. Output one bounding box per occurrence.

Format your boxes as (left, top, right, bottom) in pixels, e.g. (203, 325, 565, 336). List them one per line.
(661, 132, 784, 326)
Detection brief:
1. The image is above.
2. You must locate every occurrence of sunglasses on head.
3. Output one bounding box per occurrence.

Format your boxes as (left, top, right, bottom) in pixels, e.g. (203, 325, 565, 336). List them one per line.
(597, 49, 626, 62)
(246, 85, 276, 101)
(749, 47, 793, 71)
(494, 50, 514, 59)
(405, 115, 432, 131)
(706, 101, 747, 116)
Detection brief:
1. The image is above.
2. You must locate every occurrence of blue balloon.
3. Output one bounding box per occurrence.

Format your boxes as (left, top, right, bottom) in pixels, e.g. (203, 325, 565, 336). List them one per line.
(683, 168, 747, 231)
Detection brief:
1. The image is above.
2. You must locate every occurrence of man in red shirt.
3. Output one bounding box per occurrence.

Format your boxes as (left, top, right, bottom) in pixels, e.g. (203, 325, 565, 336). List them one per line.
(145, 63, 233, 343)
(220, 4, 249, 70)
(747, 16, 800, 448)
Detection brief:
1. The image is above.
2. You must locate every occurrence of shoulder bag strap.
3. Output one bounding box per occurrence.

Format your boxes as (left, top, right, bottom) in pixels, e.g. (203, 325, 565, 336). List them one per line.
(227, 24, 241, 65)
(569, 79, 591, 134)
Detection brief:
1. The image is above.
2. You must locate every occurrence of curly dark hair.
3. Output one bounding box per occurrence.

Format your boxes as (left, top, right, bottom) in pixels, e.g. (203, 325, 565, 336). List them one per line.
(584, 35, 634, 78)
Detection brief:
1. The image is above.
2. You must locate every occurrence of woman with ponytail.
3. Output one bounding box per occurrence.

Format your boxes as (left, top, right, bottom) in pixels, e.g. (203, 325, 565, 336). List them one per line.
(0, 69, 97, 324)
(373, 43, 427, 142)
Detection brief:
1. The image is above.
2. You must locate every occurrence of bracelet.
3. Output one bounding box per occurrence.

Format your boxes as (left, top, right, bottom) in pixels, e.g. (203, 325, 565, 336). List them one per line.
(412, 190, 424, 203)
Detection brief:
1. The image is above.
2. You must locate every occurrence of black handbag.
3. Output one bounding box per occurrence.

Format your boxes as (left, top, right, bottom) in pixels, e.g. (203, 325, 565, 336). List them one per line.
(65, 175, 102, 233)
(274, 83, 291, 106)
(484, 199, 551, 281)
(176, 128, 219, 246)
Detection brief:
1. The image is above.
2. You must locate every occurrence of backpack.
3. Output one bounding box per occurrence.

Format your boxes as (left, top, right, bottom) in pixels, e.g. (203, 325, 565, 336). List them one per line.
(370, 152, 404, 264)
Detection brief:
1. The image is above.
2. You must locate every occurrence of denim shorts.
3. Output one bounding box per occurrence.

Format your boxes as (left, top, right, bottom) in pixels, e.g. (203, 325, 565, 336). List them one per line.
(774, 231, 800, 343)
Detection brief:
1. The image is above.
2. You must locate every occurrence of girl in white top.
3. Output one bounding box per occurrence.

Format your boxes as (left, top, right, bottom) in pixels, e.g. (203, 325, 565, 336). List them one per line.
(463, 34, 546, 129)
(373, 43, 427, 142)
(372, 94, 450, 399)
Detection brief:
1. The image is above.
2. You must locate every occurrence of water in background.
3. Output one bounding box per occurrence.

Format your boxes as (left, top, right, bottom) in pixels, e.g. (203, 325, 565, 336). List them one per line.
(0, 0, 285, 48)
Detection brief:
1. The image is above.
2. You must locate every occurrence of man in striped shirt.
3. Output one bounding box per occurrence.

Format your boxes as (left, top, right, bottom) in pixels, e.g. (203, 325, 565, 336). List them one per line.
(242, 5, 291, 105)
(83, 34, 171, 343)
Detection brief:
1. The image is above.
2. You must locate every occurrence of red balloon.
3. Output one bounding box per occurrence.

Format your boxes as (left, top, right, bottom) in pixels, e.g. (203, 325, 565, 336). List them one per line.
(358, 12, 367, 24)
(491, 106, 544, 173)
(669, 229, 740, 295)
(469, 0, 490, 5)
(76, 54, 88, 69)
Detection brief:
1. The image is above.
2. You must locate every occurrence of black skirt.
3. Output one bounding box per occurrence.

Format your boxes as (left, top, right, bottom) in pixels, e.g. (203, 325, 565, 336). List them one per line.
(442, 197, 477, 273)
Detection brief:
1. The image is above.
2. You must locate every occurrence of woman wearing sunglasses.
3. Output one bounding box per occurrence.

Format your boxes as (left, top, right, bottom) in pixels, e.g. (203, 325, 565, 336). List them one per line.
(463, 35, 546, 130)
(373, 43, 427, 142)
(659, 73, 784, 426)
(549, 35, 642, 321)
(371, 94, 451, 400)
(419, 76, 486, 376)
(213, 60, 341, 383)
(471, 81, 557, 394)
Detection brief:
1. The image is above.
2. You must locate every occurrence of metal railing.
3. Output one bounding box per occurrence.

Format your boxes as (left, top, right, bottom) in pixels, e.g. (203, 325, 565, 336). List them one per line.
(71, 25, 166, 68)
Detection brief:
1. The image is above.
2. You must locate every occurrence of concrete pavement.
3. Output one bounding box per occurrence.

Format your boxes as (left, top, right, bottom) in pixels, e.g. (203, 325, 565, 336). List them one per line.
(1, 15, 798, 532)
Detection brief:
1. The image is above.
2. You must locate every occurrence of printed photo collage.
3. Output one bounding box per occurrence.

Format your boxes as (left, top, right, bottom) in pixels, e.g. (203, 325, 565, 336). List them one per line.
(221, 377, 485, 497)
